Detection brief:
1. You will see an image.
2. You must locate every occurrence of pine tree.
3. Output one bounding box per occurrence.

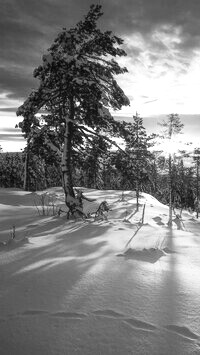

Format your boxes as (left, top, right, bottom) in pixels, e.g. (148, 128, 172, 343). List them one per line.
(17, 5, 129, 216)
(159, 113, 184, 226)
(124, 113, 152, 211)
(0, 152, 23, 188)
(76, 135, 111, 189)
(111, 149, 132, 190)
(185, 167, 195, 211)
(193, 148, 200, 218)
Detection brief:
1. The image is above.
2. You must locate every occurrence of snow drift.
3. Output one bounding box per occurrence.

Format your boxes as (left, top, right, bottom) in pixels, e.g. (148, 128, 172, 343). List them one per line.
(0, 187, 200, 354)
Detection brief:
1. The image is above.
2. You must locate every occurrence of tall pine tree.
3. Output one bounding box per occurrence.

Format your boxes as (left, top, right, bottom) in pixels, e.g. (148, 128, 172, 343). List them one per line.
(125, 113, 152, 211)
(17, 5, 130, 216)
(193, 148, 200, 218)
(159, 113, 184, 226)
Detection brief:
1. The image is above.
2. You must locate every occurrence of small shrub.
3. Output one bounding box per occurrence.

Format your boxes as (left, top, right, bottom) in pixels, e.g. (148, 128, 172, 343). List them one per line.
(33, 192, 59, 216)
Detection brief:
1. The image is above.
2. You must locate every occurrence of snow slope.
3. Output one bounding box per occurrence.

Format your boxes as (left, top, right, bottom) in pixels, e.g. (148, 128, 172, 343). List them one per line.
(0, 187, 200, 355)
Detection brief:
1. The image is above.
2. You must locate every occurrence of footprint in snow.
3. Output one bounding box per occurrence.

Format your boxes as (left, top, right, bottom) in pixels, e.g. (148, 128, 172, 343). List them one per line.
(124, 318, 157, 331)
(164, 325, 199, 340)
(92, 309, 124, 318)
(51, 312, 87, 319)
(20, 310, 49, 316)
(163, 247, 176, 254)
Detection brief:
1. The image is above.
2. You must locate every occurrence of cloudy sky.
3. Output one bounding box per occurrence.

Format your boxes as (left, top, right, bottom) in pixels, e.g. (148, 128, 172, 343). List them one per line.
(1, 0, 200, 151)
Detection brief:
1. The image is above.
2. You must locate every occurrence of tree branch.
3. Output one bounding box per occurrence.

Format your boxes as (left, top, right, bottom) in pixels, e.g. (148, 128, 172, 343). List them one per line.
(77, 125, 127, 155)
(44, 137, 62, 157)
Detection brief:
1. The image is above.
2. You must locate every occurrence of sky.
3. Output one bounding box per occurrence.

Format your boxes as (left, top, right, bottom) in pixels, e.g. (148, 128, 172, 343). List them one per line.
(1, 0, 200, 152)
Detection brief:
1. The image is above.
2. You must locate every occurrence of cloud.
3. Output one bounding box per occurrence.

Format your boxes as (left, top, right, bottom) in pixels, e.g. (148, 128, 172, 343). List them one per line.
(0, 127, 21, 132)
(0, 133, 24, 141)
(1, 0, 200, 112)
(0, 66, 38, 100)
(0, 107, 18, 112)
(144, 99, 158, 104)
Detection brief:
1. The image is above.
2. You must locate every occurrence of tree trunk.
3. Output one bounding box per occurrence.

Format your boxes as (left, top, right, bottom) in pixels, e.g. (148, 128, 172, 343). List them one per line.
(42, 159, 48, 190)
(168, 153, 173, 227)
(23, 143, 30, 191)
(135, 115, 140, 212)
(196, 159, 199, 219)
(61, 97, 78, 217)
(136, 179, 139, 211)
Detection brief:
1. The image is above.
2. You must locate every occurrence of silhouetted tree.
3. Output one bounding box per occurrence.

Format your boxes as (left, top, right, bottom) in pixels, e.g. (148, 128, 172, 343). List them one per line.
(17, 5, 129, 216)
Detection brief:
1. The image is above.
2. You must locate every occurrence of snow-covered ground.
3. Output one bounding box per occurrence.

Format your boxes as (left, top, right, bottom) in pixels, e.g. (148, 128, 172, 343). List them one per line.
(0, 187, 200, 355)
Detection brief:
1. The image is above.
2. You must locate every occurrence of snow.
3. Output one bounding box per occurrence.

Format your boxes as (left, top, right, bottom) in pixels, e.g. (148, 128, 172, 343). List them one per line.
(0, 187, 200, 354)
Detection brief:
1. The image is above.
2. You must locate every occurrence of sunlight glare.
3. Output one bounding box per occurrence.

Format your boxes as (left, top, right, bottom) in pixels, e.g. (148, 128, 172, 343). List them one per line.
(156, 137, 185, 157)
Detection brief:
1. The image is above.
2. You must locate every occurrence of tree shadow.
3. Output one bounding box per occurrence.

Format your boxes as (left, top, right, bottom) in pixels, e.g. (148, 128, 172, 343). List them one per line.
(0, 220, 113, 316)
(2, 222, 112, 276)
(0, 189, 35, 206)
(118, 248, 165, 264)
(153, 216, 165, 226)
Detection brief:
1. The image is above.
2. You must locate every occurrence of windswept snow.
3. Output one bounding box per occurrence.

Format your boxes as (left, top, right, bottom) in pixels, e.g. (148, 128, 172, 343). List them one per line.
(0, 187, 200, 354)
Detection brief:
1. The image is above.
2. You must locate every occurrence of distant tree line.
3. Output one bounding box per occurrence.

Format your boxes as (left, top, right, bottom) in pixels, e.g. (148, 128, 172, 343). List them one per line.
(0, 114, 199, 215)
(0, 151, 61, 190)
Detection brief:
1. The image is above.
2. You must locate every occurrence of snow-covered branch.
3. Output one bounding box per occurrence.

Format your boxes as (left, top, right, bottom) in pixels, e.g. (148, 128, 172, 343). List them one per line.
(78, 125, 127, 155)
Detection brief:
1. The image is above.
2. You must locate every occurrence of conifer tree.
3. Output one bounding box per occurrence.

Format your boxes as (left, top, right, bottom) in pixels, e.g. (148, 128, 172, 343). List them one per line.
(193, 148, 200, 218)
(0, 152, 23, 188)
(159, 113, 184, 226)
(124, 113, 152, 211)
(16, 5, 130, 216)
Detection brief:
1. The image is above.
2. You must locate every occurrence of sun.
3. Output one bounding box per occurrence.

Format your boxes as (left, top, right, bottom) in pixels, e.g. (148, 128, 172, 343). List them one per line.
(160, 139, 181, 156)
(152, 134, 188, 158)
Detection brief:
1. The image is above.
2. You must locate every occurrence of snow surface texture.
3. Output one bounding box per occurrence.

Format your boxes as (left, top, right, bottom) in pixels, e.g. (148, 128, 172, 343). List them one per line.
(0, 187, 200, 355)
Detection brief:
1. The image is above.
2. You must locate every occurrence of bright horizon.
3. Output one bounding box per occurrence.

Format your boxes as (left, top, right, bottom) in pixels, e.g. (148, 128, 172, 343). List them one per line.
(1, 112, 200, 153)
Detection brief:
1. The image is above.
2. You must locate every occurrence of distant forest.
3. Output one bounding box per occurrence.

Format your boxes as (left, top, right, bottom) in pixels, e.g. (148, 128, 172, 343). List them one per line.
(0, 114, 199, 214)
